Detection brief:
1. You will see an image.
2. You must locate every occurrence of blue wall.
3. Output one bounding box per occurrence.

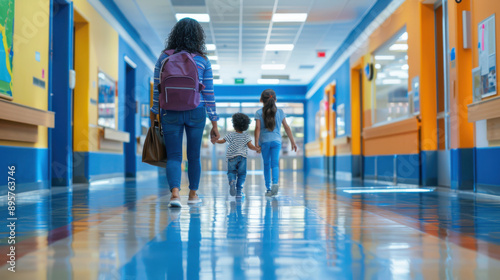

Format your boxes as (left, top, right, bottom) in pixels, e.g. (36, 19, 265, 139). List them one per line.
(475, 147, 500, 194)
(50, 2, 74, 186)
(118, 37, 154, 134)
(0, 146, 49, 195)
(214, 85, 307, 103)
(305, 60, 351, 143)
(118, 37, 157, 175)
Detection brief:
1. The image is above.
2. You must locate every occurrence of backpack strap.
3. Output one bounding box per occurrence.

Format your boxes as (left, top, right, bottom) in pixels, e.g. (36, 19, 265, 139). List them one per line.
(164, 49, 175, 56)
(165, 49, 201, 58)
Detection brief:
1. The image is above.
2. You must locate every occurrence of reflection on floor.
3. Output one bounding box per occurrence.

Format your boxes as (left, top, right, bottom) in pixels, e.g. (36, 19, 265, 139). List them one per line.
(1, 171, 500, 279)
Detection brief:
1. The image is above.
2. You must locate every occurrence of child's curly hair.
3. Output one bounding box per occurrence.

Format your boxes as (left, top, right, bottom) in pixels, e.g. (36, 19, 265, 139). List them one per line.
(232, 113, 251, 132)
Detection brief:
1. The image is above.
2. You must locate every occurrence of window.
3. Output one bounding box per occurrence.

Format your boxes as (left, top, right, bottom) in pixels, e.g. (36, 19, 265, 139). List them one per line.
(373, 28, 409, 124)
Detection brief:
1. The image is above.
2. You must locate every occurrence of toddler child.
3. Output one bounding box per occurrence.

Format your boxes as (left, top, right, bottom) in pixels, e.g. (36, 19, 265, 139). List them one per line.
(254, 89, 297, 197)
(216, 113, 260, 197)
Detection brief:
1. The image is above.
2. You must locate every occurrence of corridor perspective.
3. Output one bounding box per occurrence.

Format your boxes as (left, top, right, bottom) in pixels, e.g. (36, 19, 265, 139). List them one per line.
(1, 0, 500, 279)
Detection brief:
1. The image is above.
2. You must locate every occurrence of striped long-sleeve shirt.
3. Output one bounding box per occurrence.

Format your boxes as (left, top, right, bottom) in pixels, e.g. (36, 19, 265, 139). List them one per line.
(150, 52, 219, 121)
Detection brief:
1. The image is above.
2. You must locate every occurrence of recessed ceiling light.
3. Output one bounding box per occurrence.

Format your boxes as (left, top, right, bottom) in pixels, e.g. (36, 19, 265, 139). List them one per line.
(272, 13, 308, 22)
(265, 44, 294, 51)
(399, 32, 408, 41)
(401, 64, 409, 70)
(261, 64, 286, 70)
(389, 44, 408, 51)
(257, 79, 280, 84)
(375, 55, 396, 61)
(207, 55, 218, 60)
(375, 64, 381, 69)
(175, 13, 210, 22)
(213, 79, 223, 84)
(212, 64, 220, 70)
(206, 44, 216, 51)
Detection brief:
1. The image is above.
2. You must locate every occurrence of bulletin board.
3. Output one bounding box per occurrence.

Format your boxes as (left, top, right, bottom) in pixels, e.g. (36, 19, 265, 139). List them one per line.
(0, 0, 15, 100)
(478, 14, 497, 98)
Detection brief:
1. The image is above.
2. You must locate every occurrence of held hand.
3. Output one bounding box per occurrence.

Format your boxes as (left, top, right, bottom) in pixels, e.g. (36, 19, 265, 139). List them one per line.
(291, 142, 298, 152)
(210, 126, 220, 144)
(257, 147, 262, 154)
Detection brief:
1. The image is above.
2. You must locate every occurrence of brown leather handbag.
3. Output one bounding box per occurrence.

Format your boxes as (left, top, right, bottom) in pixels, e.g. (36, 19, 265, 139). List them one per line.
(142, 120, 167, 168)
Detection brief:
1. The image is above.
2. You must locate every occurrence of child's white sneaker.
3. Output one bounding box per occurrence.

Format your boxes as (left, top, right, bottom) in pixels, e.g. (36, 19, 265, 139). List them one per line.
(229, 180, 236, 196)
(265, 190, 273, 197)
(271, 184, 279, 196)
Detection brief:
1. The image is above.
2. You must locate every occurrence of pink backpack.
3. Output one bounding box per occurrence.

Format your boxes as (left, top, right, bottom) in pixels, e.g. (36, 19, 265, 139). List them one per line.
(158, 50, 205, 111)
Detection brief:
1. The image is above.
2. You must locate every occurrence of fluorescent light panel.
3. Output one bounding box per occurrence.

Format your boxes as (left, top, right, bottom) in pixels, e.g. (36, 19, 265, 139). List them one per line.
(212, 64, 220, 70)
(265, 44, 294, 51)
(389, 44, 408, 51)
(207, 55, 218, 60)
(257, 79, 280, 84)
(272, 13, 308, 22)
(343, 188, 434, 194)
(175, 13, 210, 22)
(399, 32, 408, 41)
(375, 55, 396, 60)
(382, 79, 402, 85)
(206, 44, 216, 51)
(261, 64, 286, 70)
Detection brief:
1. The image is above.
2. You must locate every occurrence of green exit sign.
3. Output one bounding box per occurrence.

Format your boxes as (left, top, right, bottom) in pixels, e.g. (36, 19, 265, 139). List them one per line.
(234, 78, 245, 84)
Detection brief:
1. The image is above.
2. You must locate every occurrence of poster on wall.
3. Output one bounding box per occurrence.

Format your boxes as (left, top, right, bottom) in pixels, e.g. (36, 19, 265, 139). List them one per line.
(336, 103, 345, 136)
(97, 72, 117, 129)
(472, 67, 483, 102)
(0, 0, 15, 100)
(478, 14, 497, 98)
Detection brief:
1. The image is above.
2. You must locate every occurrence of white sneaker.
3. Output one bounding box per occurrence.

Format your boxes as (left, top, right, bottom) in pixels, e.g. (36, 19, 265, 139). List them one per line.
(271, 184, 279, 196)
(187, 196, 202, 204)
(169, 198, 182, 208)
(229, 180, 236, 196)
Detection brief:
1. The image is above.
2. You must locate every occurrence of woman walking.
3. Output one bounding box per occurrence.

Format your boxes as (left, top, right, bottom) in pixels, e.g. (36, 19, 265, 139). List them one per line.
(150, 18, 219, 207)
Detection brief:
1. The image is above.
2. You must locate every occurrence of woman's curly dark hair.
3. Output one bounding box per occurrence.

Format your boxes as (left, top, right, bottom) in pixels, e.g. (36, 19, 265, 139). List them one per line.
(232, 113, 251, 132)
(164, 18, 207, 55)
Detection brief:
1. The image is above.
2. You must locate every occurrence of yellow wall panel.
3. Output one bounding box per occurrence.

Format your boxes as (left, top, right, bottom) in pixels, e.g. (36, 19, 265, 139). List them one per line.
(73, 0, 119, 152)
(73, 20, 90, 152)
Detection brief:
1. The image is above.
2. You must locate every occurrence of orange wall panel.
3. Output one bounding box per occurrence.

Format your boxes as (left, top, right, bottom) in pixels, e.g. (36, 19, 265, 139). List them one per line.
(364, 132, 420, 156)
(351, 68, 361, 155)
(419, 4, 438, 151)
(448, 0, 474, 149)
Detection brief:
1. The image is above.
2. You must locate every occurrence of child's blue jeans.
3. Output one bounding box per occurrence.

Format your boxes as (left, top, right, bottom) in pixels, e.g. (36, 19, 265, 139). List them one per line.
(260, 141, 281, 190)
(227, 156, 247, 189)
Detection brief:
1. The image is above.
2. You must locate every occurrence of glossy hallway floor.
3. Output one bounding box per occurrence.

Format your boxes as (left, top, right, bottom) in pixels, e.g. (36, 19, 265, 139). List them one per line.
(2, 171, 500, 279)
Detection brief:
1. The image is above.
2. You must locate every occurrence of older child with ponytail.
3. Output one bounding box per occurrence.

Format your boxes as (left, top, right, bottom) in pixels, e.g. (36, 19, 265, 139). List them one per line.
(254, 89, 297, 197)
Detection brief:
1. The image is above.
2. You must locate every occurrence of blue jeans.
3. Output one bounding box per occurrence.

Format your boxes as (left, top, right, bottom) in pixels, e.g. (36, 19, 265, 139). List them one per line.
(227, 156, 247, 189)
(161, 107, 206, 191)
(260, 141, 281, 189)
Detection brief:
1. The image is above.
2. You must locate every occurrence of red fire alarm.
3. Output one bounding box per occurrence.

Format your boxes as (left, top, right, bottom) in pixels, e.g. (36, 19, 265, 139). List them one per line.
(317, 51, 326, 58)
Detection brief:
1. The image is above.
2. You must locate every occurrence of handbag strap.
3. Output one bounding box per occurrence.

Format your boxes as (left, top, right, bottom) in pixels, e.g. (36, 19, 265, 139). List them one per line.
(154, 120, 163, 136)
